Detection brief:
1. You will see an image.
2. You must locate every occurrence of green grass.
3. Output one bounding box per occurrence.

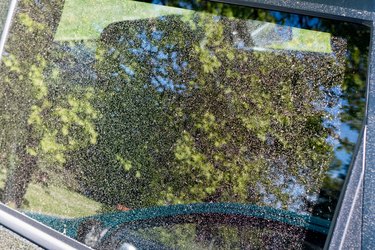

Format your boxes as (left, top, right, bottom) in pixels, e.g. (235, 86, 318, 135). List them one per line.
(267, 27, 332, 53)
(0, 168, 101, 218)
(22, 183, 101, 218)
(55, 0, 192, 41)
(55, 0, 332, 53)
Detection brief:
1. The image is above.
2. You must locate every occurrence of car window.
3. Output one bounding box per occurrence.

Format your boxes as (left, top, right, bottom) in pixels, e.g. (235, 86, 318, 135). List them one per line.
(0, 0, 10, 28)
(0, 0, 370, 249)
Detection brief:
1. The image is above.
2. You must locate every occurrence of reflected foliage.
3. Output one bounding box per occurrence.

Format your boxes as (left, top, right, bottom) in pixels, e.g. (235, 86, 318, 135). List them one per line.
(0, 0, 97, 206)
(0, 0, 370, 248)
(84, 11, 343, 213)
(112, 220, 308, 249)
(135, 0, 371, 220)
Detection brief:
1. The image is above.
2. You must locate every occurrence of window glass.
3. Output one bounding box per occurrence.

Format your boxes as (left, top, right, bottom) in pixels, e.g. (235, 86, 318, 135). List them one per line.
(0, 0, 370, 249)
(0, 0, 11, 30)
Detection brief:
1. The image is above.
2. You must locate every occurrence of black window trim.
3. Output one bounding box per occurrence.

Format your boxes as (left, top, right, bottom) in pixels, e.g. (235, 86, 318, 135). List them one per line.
(0, 0, 373, 249)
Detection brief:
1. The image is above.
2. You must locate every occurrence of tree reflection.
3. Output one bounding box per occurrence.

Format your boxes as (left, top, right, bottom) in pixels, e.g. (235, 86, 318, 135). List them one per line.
(0, 0, 67, 207)
(0, 0, 98, 207)
(82, 11, 345, 214)
(0, 0, 369, 236)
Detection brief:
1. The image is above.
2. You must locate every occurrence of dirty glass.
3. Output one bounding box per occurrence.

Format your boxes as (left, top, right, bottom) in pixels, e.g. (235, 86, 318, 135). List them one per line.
(0, 0, 370, 249)
(0, 0, 10, 31)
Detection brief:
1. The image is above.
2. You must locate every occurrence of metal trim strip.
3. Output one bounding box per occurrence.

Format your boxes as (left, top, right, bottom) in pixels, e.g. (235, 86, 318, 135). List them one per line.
(0, 203, 92, 250)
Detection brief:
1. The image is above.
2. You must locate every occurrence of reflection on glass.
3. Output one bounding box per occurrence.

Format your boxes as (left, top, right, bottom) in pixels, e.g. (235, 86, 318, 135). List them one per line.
(110, 219, 312, 249)
(0, 0, 370, 249)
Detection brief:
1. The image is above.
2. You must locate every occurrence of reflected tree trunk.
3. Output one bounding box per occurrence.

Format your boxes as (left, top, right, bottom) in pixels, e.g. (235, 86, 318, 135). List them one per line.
(1, 0, 65, 207)
(3, 126, 37, 207)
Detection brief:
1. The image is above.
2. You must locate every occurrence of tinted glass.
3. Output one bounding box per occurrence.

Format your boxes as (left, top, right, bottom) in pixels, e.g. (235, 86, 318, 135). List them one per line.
(0, 0, 370, 249)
